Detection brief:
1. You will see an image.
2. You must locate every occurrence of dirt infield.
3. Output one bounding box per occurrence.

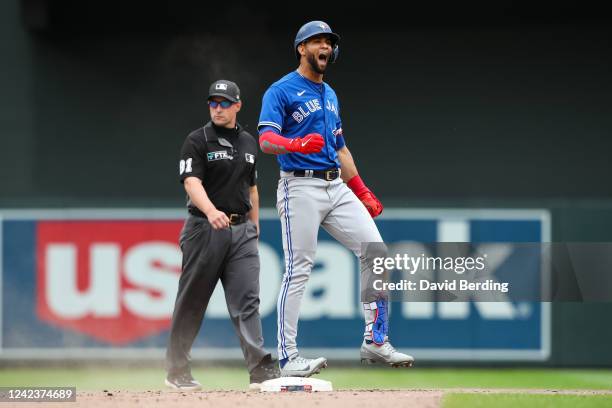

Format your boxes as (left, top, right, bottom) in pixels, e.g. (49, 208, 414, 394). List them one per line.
(9, 389, 612, 408)
(11, 390, 442, 408)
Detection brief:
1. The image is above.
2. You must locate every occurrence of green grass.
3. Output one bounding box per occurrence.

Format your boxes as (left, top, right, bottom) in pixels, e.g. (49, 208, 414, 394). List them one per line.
(1, 367, 611, 391)
(443, 394, 612, 408)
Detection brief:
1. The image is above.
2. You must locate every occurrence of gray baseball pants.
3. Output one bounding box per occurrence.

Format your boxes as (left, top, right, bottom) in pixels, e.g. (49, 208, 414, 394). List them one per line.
(275, 172, 385, 360)
(166, 215, 268, 375)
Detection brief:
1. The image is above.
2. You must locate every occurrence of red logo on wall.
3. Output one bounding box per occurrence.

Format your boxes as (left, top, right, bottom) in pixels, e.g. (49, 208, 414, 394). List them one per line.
(36, 221, 183, 345)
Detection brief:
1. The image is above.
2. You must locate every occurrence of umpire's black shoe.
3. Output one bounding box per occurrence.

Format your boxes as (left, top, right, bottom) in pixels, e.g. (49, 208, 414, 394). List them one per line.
(249, 355, 280, 390)
(165, 371, 202, 391)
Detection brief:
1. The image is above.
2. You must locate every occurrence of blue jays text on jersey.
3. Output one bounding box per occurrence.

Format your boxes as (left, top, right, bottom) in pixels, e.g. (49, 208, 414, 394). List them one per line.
(258, 71, 346, 171)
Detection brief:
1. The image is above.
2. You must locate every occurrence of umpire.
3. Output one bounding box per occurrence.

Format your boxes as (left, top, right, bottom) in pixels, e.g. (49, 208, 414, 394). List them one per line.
(165, 79, 279, 391)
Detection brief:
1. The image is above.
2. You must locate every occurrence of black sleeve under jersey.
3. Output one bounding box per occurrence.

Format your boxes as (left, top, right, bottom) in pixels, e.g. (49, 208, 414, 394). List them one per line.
(179, 134, 206, 183)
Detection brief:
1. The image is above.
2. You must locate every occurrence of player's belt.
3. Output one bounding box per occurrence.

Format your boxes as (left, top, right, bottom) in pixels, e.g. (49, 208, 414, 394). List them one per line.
(188, 208, 247, 225)
(292, 168, 340, 181)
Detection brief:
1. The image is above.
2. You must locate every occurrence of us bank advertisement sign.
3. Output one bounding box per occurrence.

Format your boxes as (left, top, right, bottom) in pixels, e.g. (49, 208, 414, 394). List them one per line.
(0, 209, 550, 361)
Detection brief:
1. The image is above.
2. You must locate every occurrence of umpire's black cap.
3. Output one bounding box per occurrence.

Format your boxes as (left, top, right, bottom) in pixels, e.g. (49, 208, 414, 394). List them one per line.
(208, 80, 241, 103)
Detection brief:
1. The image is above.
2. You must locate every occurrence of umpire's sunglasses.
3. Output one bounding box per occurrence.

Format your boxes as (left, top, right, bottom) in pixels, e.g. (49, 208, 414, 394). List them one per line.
(208, 100, 235, 109)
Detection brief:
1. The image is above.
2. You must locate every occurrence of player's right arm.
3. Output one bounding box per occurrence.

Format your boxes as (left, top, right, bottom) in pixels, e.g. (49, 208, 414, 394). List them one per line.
(183, 177, 229, 230)
(258, 86, 324, 155)
(259, 130, 324, 154)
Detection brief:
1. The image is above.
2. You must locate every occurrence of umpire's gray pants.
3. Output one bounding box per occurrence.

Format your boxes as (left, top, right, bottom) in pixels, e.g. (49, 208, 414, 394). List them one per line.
(276, 174, 384, 360)
(166, 215, 268, 375)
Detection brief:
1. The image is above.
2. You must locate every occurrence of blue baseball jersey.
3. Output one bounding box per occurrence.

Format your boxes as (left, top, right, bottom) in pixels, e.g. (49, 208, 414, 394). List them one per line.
(258, 71, 345, 171)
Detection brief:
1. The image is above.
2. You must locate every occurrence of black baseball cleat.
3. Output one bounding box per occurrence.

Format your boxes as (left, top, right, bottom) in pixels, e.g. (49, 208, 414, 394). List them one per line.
(165, 371, 202, 391)
(249, 355, 281, 391)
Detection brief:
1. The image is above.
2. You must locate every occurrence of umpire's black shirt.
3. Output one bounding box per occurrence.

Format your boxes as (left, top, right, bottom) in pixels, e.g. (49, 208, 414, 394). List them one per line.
(179, 121, 257, 215)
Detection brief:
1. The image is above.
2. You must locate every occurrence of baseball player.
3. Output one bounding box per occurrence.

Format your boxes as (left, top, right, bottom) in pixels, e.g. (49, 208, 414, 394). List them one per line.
(166, 80, 279, 390)
(257, 21, 414, 377)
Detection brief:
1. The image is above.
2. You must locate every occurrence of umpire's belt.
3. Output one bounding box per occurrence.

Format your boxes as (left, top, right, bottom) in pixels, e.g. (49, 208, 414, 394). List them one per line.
(188, 208, 247, 225)
(285, 168, 341, 181)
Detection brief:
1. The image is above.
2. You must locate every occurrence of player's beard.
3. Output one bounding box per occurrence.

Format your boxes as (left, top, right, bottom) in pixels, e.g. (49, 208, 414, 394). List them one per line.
(307, 53, 326, 75)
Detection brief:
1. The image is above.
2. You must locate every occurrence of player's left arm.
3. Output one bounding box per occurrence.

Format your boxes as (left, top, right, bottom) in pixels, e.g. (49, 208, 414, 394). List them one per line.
(337, 145, 357, 181)
(337, 145, 383, 218)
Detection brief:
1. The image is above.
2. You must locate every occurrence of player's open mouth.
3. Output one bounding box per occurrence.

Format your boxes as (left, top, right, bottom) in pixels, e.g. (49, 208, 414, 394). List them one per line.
(318, 53, 328, 62)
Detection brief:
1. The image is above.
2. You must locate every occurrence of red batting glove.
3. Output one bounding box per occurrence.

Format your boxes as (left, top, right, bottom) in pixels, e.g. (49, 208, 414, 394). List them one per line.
(347, 175, 384, 218)
(358, 191, 383, 218)
(288, 133, 325, 154)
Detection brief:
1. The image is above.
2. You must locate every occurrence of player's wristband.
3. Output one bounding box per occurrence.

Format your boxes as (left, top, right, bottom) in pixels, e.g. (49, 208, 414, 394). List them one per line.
(347, 174, 369, 196)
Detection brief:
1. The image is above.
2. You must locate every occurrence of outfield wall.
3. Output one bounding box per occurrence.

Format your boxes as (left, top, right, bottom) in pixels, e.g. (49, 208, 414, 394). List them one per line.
(1, 208, 555, 364)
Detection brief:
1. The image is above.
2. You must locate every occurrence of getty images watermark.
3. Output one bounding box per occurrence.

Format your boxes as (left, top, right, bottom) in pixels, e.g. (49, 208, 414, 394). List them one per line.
(362, 242, 612, 303)
(371, 252, 509, 294)
(359, 242, 541, 303)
